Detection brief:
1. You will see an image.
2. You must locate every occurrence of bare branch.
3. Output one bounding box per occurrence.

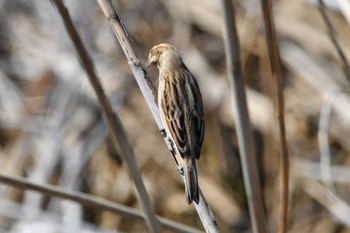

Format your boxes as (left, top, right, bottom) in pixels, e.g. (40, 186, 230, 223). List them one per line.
(302, 179, 350, 227)
(50, 0, 160, 232)
(220, 1, 269, 233)
(318, 0, 350, 81)
(294, 159, 350, 184)
(0, 173, 203, 233)
(318, 88, 350, 203)
(260, 1, 289, 232)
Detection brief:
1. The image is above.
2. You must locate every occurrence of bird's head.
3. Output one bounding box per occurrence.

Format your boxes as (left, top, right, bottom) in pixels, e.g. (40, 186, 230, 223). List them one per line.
(145, 43, 181, 69)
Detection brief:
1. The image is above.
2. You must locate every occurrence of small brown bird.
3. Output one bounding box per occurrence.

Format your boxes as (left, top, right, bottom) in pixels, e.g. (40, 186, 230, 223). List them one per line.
(145, 43, 204, 204)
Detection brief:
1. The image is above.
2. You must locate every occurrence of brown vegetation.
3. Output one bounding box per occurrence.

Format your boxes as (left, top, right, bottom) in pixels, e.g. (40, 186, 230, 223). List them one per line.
(0, 0, 349, 232)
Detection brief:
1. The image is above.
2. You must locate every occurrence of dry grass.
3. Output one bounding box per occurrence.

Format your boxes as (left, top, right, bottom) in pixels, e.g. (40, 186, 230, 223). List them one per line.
(0, 0, 349, 232)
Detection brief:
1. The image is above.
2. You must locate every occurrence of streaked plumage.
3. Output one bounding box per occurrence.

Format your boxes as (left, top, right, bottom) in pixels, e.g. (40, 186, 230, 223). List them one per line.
(145, 43, 204, 204)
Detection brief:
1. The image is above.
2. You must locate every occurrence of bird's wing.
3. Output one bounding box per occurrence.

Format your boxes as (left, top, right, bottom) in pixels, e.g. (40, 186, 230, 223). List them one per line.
(160, 76, 189, 158)
(188, 75, 205, 159)
(160, 71, 204, 159)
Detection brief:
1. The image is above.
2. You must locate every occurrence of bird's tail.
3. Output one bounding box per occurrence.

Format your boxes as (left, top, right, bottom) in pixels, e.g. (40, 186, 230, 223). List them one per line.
(183, 158, 199, 204)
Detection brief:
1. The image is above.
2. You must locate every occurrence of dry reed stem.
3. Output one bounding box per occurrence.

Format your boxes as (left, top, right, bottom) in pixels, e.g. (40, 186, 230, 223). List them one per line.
(0, 173, 204, 233)
(51, 0, 161, 232)
(318, 0, 350, 81)
(220, 0, 269, 233)
(95, 0, 218, 232)
(260, 1, 289, 233)
(302, 179, 350, 227)
(318, 88, 350, 203)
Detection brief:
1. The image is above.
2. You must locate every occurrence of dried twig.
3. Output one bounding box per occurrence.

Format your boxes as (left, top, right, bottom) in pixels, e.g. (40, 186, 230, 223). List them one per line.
(318, 0, 350, 81)
(0, 173, 203, 233)
(294, 159, 350, 184)
(260, 1, 289, 232)
(95, 0, 218, 232)
(51, 0, 161, 232)
(302, 179, 350, 227)
(220, 1, 269, 233)
(23, 83, 72, 217)
(318, 88, 350, 199)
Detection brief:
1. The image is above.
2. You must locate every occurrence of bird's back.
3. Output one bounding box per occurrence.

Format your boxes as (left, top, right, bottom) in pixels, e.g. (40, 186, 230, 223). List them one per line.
(158, 67, 204, 160)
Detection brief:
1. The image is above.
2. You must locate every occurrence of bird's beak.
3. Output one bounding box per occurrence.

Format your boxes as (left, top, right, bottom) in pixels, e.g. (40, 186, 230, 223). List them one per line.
(145, 56, 157, 68)
(145, 59, 151, 68)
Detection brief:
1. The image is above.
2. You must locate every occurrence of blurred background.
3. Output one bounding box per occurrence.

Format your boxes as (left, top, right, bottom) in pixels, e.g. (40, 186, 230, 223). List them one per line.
(0, 0, 350, 232)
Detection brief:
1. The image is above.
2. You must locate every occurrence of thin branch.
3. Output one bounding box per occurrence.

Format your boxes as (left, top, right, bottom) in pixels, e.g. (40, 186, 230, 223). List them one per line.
(260, 1, 289, 233)
(294, 158, 350, 184)
(50, 0, 160, 232)
(302, 180, 350, 227)
(220, 1, 269, 233)
(318, 88, 350, 199)
(318, 0, 350, 81)
(95, 0, 219, 232)
(0, 173, 203, 233)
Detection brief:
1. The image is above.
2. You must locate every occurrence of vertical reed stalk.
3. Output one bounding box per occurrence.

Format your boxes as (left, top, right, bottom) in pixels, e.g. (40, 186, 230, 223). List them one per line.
(260, 1, 289, 233)
(220, 0, 269, 232)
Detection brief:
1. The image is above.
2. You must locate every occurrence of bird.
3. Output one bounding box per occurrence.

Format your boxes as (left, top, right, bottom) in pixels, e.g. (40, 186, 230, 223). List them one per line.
(145, 43, 205, 204)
